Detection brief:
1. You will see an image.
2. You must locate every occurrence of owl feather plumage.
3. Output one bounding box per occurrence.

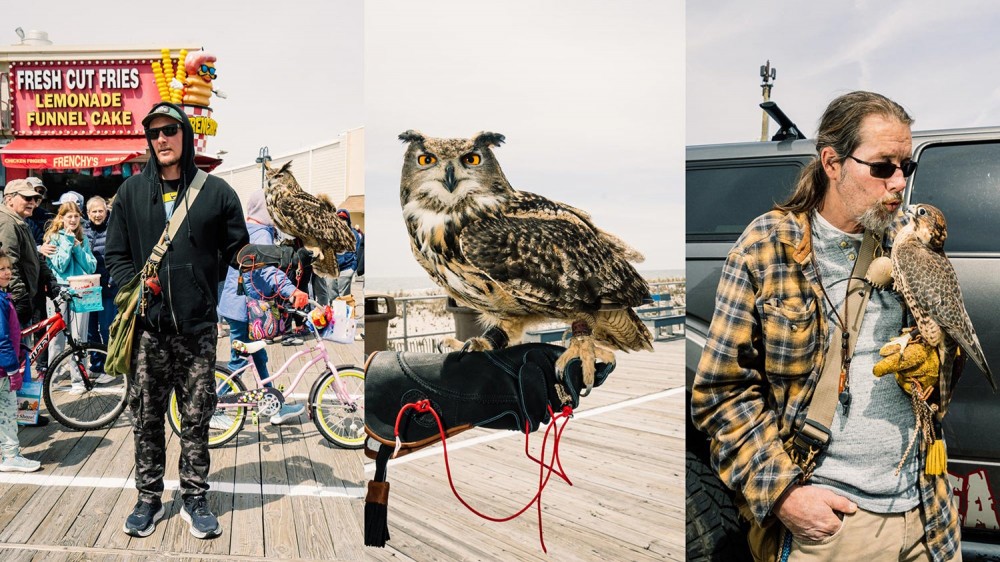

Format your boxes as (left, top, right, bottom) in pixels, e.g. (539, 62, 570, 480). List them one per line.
(398, 130, 653, 355)
(892, 203, 995, 392)
(263, 160, 356, 278)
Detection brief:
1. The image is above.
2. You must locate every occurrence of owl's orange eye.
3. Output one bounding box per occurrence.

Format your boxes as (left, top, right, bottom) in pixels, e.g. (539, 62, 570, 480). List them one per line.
(417, 154, 437, 166)
(462, 153, 482, 166)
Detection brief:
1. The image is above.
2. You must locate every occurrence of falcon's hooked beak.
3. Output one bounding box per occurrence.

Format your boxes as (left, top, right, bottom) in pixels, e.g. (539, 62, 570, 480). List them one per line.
(443, 162, 457, 193)
(899, 205, 915, 226)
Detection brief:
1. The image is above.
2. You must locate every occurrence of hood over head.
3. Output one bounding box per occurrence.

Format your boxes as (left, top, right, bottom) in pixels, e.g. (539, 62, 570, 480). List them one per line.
(141, 101, 199, 190)
(336, 208, 352, 227)
(245, 190, 273, 227)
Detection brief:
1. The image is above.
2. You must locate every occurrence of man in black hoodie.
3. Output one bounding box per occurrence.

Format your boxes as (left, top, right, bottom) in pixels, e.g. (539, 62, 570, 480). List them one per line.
(106, 102, 248, 539)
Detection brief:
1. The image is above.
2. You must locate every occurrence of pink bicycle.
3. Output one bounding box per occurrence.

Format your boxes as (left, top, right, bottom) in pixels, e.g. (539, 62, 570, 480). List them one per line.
(166, 304, 364, 448)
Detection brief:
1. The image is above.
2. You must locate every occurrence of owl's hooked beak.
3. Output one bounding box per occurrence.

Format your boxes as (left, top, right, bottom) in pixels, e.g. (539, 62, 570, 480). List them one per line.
(443, 162, 457, 193)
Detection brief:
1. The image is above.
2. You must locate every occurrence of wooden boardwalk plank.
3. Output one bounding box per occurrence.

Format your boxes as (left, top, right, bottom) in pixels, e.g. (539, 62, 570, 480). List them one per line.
(229, 425, 265, 558)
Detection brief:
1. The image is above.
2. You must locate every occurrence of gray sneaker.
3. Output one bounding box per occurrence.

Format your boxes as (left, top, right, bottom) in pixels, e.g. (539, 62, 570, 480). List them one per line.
(0, 455, 41, 472)
(123, 499, 165, 537)
(270, 403, 305, 425)
(94, 373, 115, 384)
(181, 495, 222, 539)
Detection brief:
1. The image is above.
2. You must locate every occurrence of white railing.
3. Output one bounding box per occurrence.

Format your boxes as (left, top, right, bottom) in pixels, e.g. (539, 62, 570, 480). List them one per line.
(386, 294, 454, 351)
(386, 280, 687, 351)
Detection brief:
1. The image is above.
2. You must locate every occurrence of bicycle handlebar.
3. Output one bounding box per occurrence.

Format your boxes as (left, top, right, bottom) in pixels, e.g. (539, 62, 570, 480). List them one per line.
(52, 288, 79, 307)
(285, 299, 323, 318)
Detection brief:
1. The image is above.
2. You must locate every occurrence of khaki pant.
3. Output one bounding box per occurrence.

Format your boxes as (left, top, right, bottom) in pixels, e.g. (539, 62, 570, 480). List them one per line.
(788, 506, 961, 562)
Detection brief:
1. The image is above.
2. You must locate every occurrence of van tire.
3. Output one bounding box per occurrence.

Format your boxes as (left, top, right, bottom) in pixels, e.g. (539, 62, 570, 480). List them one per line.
(686, 450, 752, 562)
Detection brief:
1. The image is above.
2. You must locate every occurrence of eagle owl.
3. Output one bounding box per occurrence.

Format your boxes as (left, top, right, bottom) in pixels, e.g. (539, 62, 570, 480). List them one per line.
(263, 160, 356, 278)
(892, 203, 995, 392)
(399, 130, 654, 390)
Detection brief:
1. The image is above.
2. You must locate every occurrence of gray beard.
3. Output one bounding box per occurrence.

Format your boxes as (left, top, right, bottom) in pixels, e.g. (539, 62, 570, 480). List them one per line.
(858, 203, 895, 232)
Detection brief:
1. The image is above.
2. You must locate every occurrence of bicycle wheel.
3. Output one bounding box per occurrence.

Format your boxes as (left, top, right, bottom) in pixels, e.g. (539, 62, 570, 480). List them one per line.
(43, 342, 128, 430)
(168, 366, 247, 448)
(310, 366, 365, 449)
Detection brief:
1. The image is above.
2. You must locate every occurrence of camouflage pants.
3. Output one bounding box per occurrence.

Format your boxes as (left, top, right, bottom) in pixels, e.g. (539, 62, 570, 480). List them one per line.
(128, 326, 217, 502)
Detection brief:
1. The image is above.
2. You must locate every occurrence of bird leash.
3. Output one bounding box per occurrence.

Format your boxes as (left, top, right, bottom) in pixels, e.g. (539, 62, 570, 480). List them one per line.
(873, 330, 947, 476)
(362, 343, 614, 552)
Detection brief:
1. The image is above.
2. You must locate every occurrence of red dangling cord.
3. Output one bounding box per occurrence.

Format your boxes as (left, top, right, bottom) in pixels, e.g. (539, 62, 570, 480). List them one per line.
(393, 399, 574, 553)
(524, 405, 574, 486)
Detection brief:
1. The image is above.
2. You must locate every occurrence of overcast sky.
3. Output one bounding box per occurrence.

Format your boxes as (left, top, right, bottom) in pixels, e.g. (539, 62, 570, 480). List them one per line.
(4, 0, 363, 166)
(688, 1, 1000, 145)
(365, 0, 685, 283)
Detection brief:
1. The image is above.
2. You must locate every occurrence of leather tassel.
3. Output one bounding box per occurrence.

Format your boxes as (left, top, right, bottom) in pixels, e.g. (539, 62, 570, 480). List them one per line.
(926, 439, 946, 475)
(365, 443, 393, 547)
(364, 480, 391, 547)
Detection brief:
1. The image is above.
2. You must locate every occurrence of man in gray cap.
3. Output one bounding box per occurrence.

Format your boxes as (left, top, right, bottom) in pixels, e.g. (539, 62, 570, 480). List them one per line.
(0, 180, 42, 326)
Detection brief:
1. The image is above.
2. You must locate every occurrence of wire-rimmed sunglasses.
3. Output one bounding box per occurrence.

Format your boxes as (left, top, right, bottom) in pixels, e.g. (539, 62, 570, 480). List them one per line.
(844, 154, 917, 179)
(144, 124, 180, 140)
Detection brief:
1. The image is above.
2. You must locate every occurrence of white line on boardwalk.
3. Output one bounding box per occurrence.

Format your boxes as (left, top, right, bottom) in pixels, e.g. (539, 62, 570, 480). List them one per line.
(364, 386, 682, 473)
(0, 472, 365, 498)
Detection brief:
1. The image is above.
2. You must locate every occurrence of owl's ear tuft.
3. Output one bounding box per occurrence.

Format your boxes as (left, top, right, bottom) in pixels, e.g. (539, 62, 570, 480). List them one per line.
(278, 160, 293, 175)
(399, 130, 425, 144)
(473, 131, 505, 148)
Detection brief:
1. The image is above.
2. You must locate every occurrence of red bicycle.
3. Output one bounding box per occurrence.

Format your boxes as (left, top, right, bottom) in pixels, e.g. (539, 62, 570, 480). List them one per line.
(22, 290, 128, 430)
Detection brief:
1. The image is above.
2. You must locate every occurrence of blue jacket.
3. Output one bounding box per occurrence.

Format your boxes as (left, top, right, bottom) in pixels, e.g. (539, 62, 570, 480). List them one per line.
(335, 229, 362, 272)
(217, 222, 297, 322)
(85, 219, 115, 296)
(0, 291, 23, 376)
(25, 207, 52, 247)
(46, 230, 98, 285)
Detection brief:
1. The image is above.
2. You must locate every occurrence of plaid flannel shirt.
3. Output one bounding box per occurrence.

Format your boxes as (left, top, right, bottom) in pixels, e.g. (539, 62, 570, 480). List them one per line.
(690, 210, 959, 562)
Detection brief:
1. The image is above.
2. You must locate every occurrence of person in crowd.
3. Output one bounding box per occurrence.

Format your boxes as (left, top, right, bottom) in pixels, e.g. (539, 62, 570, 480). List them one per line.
(24, 177, 55, 346)
(354, 224, 364, 279)
(217, 190, 309, 424)
(0, 181, 42, 329)
(2, 180, 54, 427)
(22, 177, 51, 247)
(84, 196, 115, 374)
(56, 191, 85, 215)
(42, 201, 105, 394)
(0, 248, 41, 473)
(334, 209, 361, 297)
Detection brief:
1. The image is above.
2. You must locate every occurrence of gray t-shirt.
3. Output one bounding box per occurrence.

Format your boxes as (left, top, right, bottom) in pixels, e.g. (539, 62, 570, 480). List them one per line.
(808, 211, 920, 513)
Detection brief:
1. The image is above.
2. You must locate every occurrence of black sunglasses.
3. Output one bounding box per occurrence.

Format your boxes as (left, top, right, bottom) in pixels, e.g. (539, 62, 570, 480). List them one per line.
(199, 64, 217, 76)
(144, 124, 180, 140)
(844, 154, 917, 179)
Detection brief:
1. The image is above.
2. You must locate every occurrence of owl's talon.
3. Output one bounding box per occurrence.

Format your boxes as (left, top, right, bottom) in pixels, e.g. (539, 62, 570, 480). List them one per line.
(555, 334, 616, 397)
(441, 336, 493, 353)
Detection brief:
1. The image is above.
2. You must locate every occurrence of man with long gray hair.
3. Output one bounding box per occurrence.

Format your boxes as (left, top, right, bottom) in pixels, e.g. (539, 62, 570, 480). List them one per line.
(692, 91, 960, 561)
